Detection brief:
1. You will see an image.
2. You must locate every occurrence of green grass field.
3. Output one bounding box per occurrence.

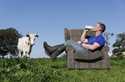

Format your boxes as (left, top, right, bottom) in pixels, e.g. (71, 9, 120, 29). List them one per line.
(0, 57, 125, 82)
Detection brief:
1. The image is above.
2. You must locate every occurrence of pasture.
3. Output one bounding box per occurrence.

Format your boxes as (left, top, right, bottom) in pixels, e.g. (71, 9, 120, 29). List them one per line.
(0, 57, 125, 82)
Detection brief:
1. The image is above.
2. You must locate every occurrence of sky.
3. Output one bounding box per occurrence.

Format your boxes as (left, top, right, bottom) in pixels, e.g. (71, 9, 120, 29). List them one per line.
(0, 0, 125, 58)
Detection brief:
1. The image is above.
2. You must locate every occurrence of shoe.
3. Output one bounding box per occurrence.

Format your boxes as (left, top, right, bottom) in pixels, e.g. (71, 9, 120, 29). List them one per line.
(43, 41, 57, 57)
(51, 45, 66, 59)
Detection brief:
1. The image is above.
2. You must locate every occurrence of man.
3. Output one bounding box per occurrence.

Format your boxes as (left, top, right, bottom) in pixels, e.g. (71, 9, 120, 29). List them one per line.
(43, 22, 106, 59)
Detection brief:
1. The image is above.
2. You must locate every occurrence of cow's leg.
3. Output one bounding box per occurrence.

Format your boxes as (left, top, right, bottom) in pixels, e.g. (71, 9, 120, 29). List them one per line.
(25, 51, 30, 58)
(26, 53, 30, 58)
(18, 51, 24, 58)
(18, 50, 22, 57)
(21, 51, 24, 57)
(27, 54, 30, 58)
(22, 51, 28, 57)
(28, 54, 30, 58)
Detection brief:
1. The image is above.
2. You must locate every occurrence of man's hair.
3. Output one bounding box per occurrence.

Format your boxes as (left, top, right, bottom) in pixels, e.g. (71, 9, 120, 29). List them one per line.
(97, 22, 106, 32)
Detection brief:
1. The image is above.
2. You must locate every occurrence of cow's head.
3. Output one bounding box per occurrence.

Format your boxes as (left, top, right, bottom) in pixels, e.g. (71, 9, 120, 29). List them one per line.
(26, 33, 39, 45)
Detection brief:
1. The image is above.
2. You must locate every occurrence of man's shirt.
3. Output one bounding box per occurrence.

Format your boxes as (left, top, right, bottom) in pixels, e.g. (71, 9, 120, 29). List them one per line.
(87, 34, 105, 47)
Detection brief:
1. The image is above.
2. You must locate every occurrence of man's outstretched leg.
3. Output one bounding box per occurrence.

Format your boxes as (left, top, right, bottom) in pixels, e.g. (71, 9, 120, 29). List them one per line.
(43, 40, 87, 59)
(43, 41, 66, 59)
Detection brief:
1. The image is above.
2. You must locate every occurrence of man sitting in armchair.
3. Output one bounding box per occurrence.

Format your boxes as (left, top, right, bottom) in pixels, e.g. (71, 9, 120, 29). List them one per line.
(43, 22, 106, 59)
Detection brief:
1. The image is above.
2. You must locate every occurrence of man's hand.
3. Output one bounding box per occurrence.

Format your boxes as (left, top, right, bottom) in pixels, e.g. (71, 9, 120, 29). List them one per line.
(80, 30, 88, 41)
(77, 40, 88, 44)
(77, 41, 82, 44)
(81, 42, 100, 50)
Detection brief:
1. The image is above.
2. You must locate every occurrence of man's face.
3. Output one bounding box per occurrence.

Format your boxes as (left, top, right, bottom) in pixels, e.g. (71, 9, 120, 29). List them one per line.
(95, 23, 102, 32)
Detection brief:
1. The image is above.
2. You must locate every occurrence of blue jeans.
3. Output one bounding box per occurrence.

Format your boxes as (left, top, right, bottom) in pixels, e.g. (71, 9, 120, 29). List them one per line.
(65, 40, 88, 55)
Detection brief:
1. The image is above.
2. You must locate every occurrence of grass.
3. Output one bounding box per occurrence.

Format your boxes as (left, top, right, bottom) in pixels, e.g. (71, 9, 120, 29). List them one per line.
(0, 57, 125, 82)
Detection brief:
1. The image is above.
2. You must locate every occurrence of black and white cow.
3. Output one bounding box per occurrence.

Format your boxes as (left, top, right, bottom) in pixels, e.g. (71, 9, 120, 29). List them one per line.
(17, 33, 38, 57)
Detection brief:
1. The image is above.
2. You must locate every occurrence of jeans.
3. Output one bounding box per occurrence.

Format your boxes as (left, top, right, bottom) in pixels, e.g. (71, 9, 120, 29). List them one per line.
(65, 40, 88, 56)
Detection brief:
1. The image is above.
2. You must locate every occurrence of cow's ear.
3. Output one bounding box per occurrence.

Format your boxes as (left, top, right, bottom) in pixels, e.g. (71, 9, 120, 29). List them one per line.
(35, 35, 39, 37)
(26, 34, 29, 37)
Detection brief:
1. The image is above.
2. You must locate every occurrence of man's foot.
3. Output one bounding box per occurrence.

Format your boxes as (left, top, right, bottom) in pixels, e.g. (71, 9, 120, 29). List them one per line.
(43, 41, 57, 57)
(51, 45, 66, 59)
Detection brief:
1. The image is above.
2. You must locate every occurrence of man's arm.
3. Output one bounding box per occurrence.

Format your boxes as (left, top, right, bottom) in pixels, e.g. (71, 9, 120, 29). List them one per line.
(82, 42, 100, 50)
(80, 30, 88, 42)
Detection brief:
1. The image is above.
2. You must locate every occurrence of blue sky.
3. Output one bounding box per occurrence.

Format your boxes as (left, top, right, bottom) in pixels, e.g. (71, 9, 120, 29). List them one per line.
(0, 0, 125, 58)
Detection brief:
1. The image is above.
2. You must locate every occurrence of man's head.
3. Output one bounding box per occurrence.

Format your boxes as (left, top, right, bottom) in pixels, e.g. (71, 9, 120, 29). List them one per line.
(95, 22, 106, 33)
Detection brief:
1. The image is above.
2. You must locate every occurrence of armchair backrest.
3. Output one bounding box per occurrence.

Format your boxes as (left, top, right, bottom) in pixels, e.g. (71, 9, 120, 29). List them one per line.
(64, 28, 95, 41)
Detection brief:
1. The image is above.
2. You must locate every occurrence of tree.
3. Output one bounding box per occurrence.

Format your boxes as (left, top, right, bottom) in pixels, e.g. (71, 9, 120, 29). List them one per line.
(112, 32, 125, 57)
(0, 28, 22, 58)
